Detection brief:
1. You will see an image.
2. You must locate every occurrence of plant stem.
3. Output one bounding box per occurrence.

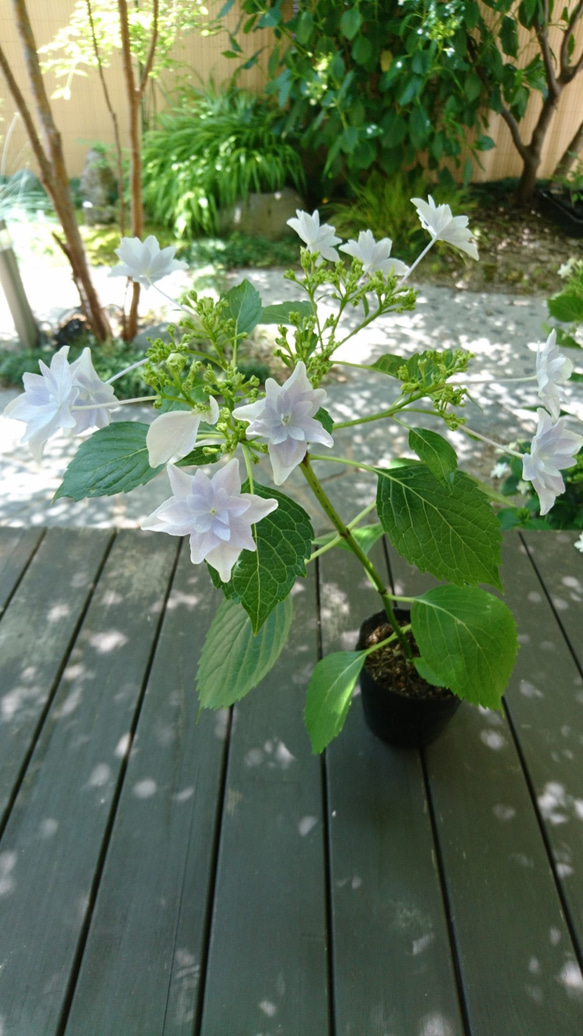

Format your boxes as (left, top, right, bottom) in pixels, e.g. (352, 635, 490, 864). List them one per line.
(300, 454, 413, 660)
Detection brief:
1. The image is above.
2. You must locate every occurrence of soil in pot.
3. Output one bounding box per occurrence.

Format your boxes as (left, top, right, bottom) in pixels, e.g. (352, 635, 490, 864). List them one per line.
(356, 610, 461, 749)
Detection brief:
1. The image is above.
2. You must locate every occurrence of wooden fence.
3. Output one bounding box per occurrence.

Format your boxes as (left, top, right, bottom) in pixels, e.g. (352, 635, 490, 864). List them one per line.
(1, 0, 583, 186)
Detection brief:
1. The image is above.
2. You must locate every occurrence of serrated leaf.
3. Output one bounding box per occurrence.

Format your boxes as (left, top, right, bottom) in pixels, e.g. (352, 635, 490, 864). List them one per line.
(315, 406, 334, 435)
(176, 445, 221, 466)
(409, 428, 457, 482)
(304, 651, 365, 752)
(223, 280, 263, 335)
(54, 422, 163, 501)
(370, 353, 408, 377)
(548, 292, 583, 324)
(376, 461, 502, 589)
(209, 483, 313, 633)
(260, 301, 313, 325)
(411, 587, 518, 709)
(196, 596, 293, 708)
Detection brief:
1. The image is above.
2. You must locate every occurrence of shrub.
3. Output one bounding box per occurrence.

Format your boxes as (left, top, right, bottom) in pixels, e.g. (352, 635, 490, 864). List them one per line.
(142, 85, 305, 238)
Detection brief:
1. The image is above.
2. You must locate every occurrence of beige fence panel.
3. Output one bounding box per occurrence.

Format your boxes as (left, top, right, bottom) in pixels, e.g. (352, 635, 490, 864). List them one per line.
(0, 0, 272, 177)
(1, 1, 583, 184)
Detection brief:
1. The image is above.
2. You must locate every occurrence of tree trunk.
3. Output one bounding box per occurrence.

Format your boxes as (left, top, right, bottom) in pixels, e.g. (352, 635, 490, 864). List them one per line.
(515, 89, 562, 205)
(2, 0, 111, 342)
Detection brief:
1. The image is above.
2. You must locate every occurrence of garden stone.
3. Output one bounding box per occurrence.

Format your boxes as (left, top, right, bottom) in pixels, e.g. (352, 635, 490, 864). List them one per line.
(219, 188, 305, 241)
(79, 148, 117, 226)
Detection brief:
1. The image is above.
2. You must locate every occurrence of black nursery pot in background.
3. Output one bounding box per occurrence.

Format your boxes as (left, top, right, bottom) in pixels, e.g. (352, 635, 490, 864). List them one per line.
(356, 610, 462, 749)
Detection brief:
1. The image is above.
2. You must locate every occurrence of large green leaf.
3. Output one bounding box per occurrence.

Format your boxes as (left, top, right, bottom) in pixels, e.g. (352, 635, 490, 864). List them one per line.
(260, 301, 313, 325)
(196, 596, 293, 708)
(411, 587, 518, 710)
(304, 651, 365, 752)
(548, 292, 583, 325)
(54, 422, 163, 501)
(209, 483, 313, 633)
(223, 279, 263, 335)
(408, 428, 457, 483)
(376, 461, 502, 589)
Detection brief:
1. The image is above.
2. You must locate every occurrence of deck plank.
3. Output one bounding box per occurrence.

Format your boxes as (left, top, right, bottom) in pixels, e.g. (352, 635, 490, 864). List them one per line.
(319, 544, 465, 1036)
(388, 532, 583, 1034)
(62, 544, 228, 1036)
(0, 527, 112, 828)
(0, 531, 178, 1036)
(0, 526, 44, 615)
(499, 532, 583, 962)
(199, 568, 330, 1036)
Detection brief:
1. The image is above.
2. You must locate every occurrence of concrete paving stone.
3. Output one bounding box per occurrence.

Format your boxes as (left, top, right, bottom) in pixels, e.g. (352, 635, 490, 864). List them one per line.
(1, 264, 582, 531)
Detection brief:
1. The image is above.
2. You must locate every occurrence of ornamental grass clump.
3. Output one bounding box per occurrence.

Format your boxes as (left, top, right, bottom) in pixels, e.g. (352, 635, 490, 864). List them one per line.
(5, 199, 583, 751)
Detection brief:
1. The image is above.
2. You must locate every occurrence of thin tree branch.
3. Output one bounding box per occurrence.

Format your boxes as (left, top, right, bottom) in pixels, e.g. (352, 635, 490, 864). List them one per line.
(0, 41, 51, 181)
(536, 0, 560, 97)
(138, 0, 159, 99)
(86, 0, 126, 234)
(561, 0, 583, 72)
(499, 106, 529, 162)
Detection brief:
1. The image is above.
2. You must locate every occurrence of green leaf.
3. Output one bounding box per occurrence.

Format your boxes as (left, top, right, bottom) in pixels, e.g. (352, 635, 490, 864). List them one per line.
(376, 462, 502, 589)
(176, 445, 221, 467)
(408, 428, 458, 482)
(260, 301, 313, 324)
(369, 353, 408, 377)
(304, 651, 365, 752)
(548, 292, 583, 324)
(197, 596, 293, 709)
(475, 134, 496, 151)
(352, 34, 372, 65)
(339, 8, 362, 40)
(411, 587, 518, 709)
(209, 483, 313, 633)
(54, 423, 163, 501)
(315, 406, 334, 435)
(223, 280, 263, 335)
(295, 10, 314, 44)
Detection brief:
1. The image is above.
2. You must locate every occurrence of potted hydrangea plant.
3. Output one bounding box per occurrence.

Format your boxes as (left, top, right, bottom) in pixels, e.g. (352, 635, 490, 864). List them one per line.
(5, 198, 583, 750)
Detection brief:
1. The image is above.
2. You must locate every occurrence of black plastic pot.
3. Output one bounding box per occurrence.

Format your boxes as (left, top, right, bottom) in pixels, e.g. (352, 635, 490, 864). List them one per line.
(538, 189, 583, 237)
(356, 610, 462, 749)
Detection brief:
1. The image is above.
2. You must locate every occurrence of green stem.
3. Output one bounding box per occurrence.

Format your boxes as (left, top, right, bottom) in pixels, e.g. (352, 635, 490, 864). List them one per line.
(300, 454, 413, 660)
(309, 501, 377, 561)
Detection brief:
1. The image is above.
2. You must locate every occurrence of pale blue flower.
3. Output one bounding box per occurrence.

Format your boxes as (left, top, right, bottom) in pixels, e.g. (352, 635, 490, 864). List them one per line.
(340, 230, 410, 278)
(536, 330, 573, 420)
(411, 195, 479, 260)
(140, 459, 278, 581)
(110, 235, 188, 287)
(3, 345, 116, 460)
(146, 398, 220, 467)
(286, 210, 341, 264)
(522, 409, 583, 515)
(233, 362, 334, 485)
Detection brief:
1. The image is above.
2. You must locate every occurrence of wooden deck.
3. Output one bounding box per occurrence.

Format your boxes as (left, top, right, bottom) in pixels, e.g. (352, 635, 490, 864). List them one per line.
(1, 525, 583, 1035)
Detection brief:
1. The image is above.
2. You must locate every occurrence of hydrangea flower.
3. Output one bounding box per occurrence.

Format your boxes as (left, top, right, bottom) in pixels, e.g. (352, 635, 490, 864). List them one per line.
(522, 408, 583, 515)
(110, 235, 188, 287)
(232, 361, 334, 485)
(146, 398, 220, 467)
(141, 459, 278, 581)
(535, 329, 573, 420)
(286, 210, 342, 264)
(575, 533, 583, 553)
(3, 345, 116, 460)
(340, 230, 410, 278)
(411, 195, 479, 260)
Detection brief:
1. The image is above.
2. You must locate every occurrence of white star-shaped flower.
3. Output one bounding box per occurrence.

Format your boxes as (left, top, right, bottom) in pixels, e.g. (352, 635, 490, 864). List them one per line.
(286, 210, 342, 264)
(522, 408, 583, 515)
(339, 230, 410, 278)
(574, 533, 583, 553)
(146, 398, 220, 467)
(3, 345, 117, 460)
(490, 461, 511, 479)
(411, 195, 479, 260)
(233, 361, 334, 485)
(535, 330, 573, 420)
(140, 458, 278, 581)
(110, 235, 188, 287)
